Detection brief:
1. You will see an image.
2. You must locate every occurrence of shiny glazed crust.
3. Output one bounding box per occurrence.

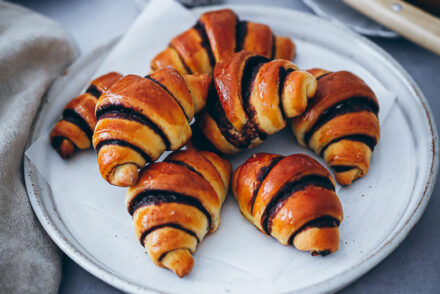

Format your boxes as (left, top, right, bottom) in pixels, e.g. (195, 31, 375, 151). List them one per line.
(92, 68, 211, 187)
(151, 9, 296, 75)
(232, 153, 343, 256)
(50, 72, 122, 158)
(191, 51, 317, 154)
(125, 150, 231, 277)
(291, 69, 380, 185)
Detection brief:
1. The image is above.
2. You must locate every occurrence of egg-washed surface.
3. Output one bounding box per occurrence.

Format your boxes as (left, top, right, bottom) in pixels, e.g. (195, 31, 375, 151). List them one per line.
(291, 70, 380, 186)
(232, 153, 343, 256)
(92, 68, 210, 186)
(151, 9, 295, 75)
(125, 150, 231, 277)
(192, 51, 316, 154)
(50, 72, 122, 158)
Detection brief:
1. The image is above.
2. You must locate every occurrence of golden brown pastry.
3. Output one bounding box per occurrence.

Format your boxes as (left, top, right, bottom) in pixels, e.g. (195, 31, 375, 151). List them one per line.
(232, 153, 343, 256)
(191, 51, 317, 154)
(291, 69, 380, 186)
(125, 150, 231, 277)
(93, 68, 211, 187)
(50, 72, 122, 158)
(151, 9, 295, 75)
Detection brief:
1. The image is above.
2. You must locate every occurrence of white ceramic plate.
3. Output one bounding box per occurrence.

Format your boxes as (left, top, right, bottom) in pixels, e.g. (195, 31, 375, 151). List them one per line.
(24, 5, 438, 294)
(302, 0, 399, 38)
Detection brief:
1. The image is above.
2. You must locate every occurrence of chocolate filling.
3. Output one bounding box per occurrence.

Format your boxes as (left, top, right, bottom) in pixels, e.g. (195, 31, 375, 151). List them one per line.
(202, 55, 272, 149)
(96, 104, 170, 150)
(250, 156, 284, 215)
(241, 55, 271, 140)
(277, 67, 295, 120)
(261, 175, 335, 234)
(235, 20, 247, 52)
(320, 134, 377, 156)
(62, 108, 93, 140)
(190, 122, 223, 154)
(165, 159, 204, 179)
(85, 84, 102, 99)
(144, 75, 190, 122)
(304, 96, 379, 147)
(288, 215, 340, 256)
(332, 165, 356, 172)
(241, 55, 269, 120)
(140, 223, 200, 247)
(95, 139, 152, 162)
(205, 84, 250, 148)
(316, 72, 331, 80)
(194, 21, 216, 67)
(128, 190, 212, 230)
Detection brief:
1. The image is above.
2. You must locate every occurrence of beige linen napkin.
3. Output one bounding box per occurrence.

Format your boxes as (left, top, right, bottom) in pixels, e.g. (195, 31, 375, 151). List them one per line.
(0, 2, 76, 293)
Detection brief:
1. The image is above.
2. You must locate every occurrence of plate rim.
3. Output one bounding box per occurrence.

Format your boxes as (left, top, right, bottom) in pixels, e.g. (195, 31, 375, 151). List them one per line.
(302, 0, 399, 38)
(23, 4, 439, 294)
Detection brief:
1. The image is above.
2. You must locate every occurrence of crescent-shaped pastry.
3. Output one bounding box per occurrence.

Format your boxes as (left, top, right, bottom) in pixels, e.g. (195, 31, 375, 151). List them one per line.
(125, 150, 231, 277)
(92, 68, 211, 187)
(151, 9, 295, 75)
(191, 51, 317, 154)
(50, 72, 122, 158)
(232, 153, 343, 256)
(291, 69, 380, 185)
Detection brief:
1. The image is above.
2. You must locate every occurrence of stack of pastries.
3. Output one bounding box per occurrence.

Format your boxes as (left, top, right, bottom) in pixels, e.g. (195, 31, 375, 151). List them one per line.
(49, 8, 380, 277)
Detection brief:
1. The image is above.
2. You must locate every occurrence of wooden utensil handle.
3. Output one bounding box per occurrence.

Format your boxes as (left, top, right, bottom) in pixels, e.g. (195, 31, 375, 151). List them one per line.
(343, 0, 440, 55)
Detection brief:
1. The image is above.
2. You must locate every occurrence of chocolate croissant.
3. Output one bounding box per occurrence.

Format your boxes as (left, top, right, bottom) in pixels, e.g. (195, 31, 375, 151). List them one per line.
(50, 72, 122, 158)
(151, 9, 295, 75)
(92, 68, 211, 187)
(291, 69, 380, 186)
(125, 150, 231, 277)
(232, 153, 343, 256)
(191, 51, 317, 154)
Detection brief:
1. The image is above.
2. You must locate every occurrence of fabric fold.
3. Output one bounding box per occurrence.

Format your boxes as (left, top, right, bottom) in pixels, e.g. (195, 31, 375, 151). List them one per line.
(0, 2, 77, 294)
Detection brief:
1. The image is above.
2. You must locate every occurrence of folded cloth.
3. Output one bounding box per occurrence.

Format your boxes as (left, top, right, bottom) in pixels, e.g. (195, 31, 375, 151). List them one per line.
(0, 2, 76, 294)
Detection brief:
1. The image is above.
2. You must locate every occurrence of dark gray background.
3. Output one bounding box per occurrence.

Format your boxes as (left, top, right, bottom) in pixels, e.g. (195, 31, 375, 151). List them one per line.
(13, 0, 440, 293)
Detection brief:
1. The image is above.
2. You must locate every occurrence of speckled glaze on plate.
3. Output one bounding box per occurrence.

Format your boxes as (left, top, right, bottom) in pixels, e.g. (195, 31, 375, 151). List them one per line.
(24, 5, 438, 294)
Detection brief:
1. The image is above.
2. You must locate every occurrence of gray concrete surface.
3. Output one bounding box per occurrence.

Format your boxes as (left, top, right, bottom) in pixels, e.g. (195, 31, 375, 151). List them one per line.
(12, 0, 440, 293)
